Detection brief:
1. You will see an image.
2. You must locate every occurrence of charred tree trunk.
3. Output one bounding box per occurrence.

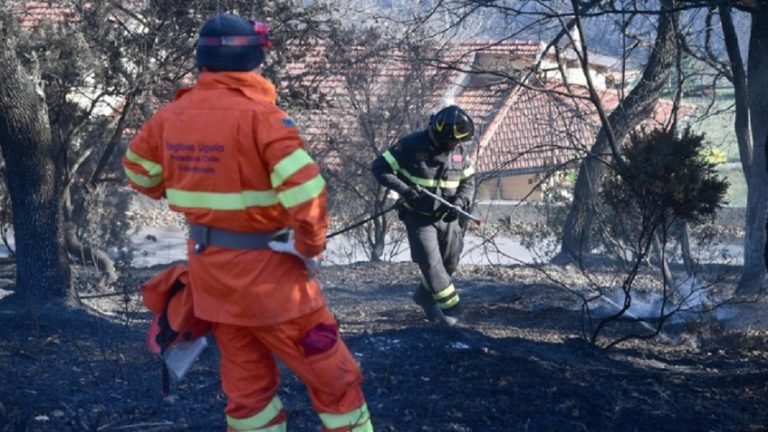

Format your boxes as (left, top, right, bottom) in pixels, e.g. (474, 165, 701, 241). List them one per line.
(62, 189, 117, 285)
(553, 0, 679, 265)
(0, 15, 72, 304)
(736, 6, 768, 295)
(368, 186, 396, 262)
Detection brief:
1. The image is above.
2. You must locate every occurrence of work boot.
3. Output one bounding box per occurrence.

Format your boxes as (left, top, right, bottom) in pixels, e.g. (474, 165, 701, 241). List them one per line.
(412, 286, 444, 322)
(441, 304, 463, 327)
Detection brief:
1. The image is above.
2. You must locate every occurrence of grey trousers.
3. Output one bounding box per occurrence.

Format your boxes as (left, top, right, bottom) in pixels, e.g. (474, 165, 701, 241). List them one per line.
(401, 210, 464, 298)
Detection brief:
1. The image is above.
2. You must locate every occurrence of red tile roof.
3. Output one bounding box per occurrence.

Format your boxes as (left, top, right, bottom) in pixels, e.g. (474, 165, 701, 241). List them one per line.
(460, 80, 597, 175)
(461, 40, 544, 57)
(459, 78, 697, 176)
(12, 1, 79, 29)
(285, 39, 691, 177)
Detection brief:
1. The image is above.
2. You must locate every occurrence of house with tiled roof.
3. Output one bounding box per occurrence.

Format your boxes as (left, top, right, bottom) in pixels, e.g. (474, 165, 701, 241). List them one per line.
(289, 38, 686, 202)
(11, 1, 79, 29)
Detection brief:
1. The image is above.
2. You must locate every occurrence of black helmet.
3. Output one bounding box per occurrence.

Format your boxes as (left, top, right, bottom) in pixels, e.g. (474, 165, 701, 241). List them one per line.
(429, 105, 475, 148)
(196, 13, 271, 72)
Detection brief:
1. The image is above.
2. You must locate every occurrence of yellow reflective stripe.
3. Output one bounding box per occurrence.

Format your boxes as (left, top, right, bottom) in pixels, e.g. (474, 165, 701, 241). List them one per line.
(124, 166, 162, 188)
(434, 284, 456, 300)
(382, 150, 401, 172)
(396, 167, 460, 189)
(166, 188, 278, 210)
(277, 174, 325, 208)
(226, 422, 285, 432)
(319, 403, 372, 431)
(270, 149, 314, 188)
(351, 418, 374, 432)
(454, 125, 471, 139)
(403, 174, 459, 188)
(125, 149, 162, 177)
(226, 397, 284, 431)
(439, 295, 460, 308)
(383, 149, 460, 188)
(461, 166, 475, 179)
(435, 119, 445, 132)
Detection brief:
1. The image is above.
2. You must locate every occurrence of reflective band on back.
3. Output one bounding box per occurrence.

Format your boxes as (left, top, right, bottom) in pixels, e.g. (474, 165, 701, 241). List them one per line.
(166, 188, 278, 210)
(124, 167, 162, 188)
(277, 174, 325, 208)
(319, 403, 372, 431)
(126, 149, 163, 177)
(227, 396, 284, 430)
(270, 149, 314, 187)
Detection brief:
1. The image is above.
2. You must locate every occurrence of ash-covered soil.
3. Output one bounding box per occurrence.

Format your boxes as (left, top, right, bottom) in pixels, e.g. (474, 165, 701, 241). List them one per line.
(0, 260, 767, 431)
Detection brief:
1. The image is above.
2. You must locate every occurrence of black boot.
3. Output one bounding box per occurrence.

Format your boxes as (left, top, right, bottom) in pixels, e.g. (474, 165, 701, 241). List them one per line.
(412, 285, 444, 322)
(441, 303, 462, 327)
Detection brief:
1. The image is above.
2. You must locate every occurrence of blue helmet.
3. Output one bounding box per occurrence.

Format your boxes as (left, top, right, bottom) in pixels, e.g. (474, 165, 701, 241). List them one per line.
(195, 13, 271, 72)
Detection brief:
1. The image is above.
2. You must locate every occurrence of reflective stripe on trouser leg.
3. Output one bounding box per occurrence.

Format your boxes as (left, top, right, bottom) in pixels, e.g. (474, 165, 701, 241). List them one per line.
(439, 218, 464, 276)
(226, 396, 286, 431)
(405, 214, 452, 294)
(213, 323, 283, 431)
(241, 308, 369, 431)
(319, 403, 373, 431)
(421, 275, 459, 310)
(433, 283, 459, 310)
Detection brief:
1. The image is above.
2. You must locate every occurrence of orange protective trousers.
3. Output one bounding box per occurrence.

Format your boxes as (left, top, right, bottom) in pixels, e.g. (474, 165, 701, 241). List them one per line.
(214, 306, 367, 431)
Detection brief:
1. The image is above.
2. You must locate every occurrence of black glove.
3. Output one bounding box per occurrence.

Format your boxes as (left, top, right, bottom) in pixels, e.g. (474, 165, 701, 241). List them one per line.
(402, 186, 423, 203)
(442, 196, 465, 223)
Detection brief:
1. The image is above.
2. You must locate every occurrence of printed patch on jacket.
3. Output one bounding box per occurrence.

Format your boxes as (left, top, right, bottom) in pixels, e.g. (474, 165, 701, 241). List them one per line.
(282, 117, 297, 128)
(452, 154, 464, 163)
(415, 152, 428, 161)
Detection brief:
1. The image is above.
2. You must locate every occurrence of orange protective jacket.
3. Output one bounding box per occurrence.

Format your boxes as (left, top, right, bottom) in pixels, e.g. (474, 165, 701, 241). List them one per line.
(141, 263, 211, 353)
(124, 72, 328, 326)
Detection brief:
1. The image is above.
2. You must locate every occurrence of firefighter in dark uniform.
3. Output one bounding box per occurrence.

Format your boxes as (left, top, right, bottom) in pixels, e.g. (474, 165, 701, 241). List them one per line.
(371, 105, 476, 326)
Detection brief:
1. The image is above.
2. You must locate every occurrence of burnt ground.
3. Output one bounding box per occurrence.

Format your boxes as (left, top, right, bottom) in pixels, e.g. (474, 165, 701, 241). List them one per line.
(0, 260, 767, 432)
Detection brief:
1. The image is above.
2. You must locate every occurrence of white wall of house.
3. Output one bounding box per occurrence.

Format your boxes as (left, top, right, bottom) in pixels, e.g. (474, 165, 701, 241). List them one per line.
(476, 174, 544, 201)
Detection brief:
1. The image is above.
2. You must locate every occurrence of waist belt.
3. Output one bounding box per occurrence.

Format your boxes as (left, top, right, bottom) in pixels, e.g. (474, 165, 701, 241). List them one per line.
(402, 202, 445, 218)
(189, 224, 289, 253)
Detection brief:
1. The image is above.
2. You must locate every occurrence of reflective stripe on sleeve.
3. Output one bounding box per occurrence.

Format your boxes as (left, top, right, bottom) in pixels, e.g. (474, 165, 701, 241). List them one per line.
(124, 166, 162, 188)
(461, 166, 475, 179)
(125, 149, 163, 177)
(319, 403, 372, 431)
(270, 148, 314, 188)
(226, 396, 285, 431)
(277, 174, 325, 208)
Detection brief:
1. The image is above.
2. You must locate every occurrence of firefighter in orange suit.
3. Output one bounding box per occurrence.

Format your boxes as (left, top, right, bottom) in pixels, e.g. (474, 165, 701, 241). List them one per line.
(122, 13, 372, 432)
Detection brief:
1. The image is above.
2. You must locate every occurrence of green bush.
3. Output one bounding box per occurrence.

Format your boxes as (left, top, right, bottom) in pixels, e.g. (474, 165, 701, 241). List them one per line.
(603, 127, 729, 224)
